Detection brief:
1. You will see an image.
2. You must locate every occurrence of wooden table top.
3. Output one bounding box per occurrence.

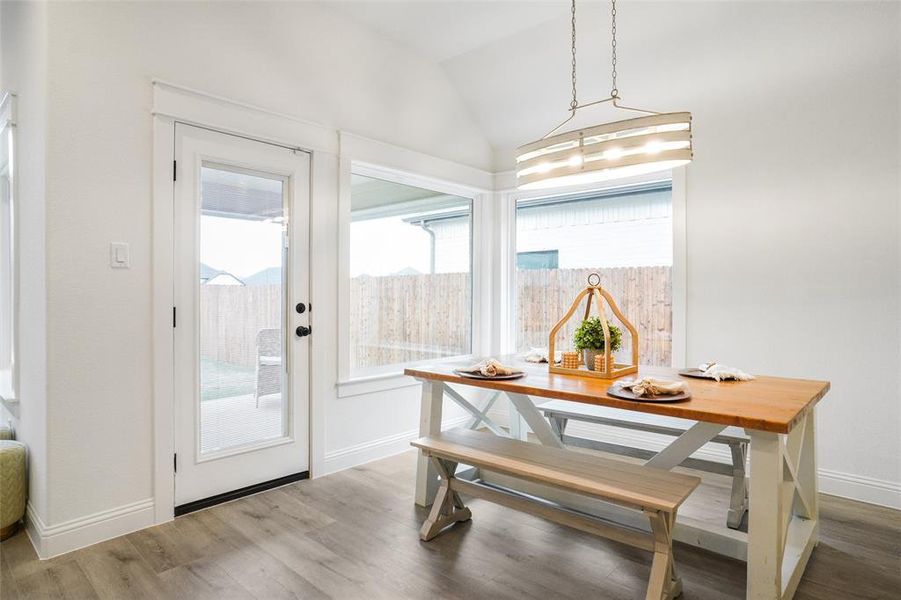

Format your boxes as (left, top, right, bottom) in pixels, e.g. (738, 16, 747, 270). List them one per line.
(405, 357, 830, 434)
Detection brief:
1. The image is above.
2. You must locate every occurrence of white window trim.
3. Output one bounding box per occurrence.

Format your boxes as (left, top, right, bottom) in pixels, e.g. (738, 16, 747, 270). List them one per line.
(0, 92, 18, 405)
(336, 160, 487, 394)
(497, 169, 688, 367)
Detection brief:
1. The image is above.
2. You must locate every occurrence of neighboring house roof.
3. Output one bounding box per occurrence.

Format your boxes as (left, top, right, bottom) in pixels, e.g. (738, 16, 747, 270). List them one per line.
(200, 263, 219, 282)
(205, 272, 245, 286)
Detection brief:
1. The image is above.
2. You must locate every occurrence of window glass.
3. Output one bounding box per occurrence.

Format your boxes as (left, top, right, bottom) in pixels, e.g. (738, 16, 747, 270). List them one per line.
(349, 174, 472, 376)
(199, 165, 287, 453)
(515, 184, 673, 366)
(0, 102, 14, 398)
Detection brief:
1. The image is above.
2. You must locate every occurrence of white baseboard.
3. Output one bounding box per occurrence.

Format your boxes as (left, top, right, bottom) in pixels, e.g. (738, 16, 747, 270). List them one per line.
(26, 498, 155, 559)
(322, 415, 471, 475)
(818, 469, 901, 510)
(489, 407, 901, 510)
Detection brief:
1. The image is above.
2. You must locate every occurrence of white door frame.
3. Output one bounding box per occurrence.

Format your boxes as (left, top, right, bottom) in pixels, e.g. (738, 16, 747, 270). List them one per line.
(151, 81, 338, 524)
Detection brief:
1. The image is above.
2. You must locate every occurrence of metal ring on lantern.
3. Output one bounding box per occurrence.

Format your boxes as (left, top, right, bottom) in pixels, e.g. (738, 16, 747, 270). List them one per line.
(587, 273, 601, 286)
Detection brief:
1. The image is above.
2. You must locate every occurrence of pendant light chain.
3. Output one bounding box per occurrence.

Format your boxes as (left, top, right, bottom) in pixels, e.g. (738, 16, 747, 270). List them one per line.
(610, 0, 618, 98)
(516, 0, 693, 189)
(570, 0, 578, 111)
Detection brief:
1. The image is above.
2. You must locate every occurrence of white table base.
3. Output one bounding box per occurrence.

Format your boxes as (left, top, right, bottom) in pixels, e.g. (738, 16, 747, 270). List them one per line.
(413, 380, 819, 600)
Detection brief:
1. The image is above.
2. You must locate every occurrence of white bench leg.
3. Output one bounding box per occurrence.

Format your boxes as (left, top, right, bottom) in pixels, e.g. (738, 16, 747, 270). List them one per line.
(727, 441, 749, 529)
(419, 457, 472, 541)
(548, 415, 568, 439)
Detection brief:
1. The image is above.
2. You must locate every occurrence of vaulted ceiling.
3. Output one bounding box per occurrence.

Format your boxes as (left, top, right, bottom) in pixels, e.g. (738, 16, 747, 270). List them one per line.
(328, 1, 894, 172)
(331, 1, 563, 62)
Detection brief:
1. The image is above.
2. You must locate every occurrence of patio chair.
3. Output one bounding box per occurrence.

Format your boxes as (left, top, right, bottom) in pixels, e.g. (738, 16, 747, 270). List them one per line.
(255, 328, 282, 407)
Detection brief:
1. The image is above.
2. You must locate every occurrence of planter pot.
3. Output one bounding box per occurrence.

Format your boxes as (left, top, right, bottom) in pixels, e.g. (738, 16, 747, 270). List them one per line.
(582, 349, 608, 371)
(582, 350, 616, 371)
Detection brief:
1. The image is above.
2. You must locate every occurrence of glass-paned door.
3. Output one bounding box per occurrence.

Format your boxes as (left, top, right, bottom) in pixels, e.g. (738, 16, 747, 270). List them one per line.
(174, 124, 310, 507)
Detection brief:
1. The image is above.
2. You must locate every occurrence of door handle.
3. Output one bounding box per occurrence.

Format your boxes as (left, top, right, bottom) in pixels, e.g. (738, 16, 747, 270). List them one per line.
(295, 325, 311, 338)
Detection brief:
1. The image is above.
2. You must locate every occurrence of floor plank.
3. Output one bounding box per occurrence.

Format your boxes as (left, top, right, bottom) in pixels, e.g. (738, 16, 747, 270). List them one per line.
(0, 543, 22, 600)
(75, 537, 173, 600)
(1, 449, 899, 599)
(13, 559, 99, 600)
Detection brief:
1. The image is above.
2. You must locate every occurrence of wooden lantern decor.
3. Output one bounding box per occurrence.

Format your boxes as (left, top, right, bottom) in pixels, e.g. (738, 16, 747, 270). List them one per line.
(549, 273, 639, 379)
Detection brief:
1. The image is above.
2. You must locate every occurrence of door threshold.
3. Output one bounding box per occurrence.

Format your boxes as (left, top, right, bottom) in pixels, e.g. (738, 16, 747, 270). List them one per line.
(175, 471, 309, 516)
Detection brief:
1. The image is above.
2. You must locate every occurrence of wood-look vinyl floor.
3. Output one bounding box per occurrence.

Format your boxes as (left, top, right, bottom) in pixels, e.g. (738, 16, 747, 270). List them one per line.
(1, 450, 899, 600)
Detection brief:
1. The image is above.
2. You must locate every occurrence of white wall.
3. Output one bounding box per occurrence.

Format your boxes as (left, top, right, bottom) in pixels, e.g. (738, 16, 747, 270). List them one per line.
(7, 0, 900, 559)
(446, 1, 900, 505)
(29, 0, 491, 547)
(0, 0, 50, 529)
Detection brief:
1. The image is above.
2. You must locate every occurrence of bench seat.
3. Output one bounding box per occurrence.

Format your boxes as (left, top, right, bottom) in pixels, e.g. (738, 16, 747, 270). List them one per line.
(538, 399, 750, 529)
(412, 428, 700, 600)
(413, 428, 699, 512)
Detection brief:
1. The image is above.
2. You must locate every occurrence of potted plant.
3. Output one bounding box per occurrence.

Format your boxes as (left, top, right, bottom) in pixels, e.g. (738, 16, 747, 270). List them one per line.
(573, 317, 622, 371)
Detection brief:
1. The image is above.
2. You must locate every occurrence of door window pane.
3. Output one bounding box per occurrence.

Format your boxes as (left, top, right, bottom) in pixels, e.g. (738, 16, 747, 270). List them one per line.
(349, 174, 472, 377)
(0, 169, 11, 375)
(0, 108, 14, 397)
(199, 165, 287, 454)
(516, 184, 673, 366)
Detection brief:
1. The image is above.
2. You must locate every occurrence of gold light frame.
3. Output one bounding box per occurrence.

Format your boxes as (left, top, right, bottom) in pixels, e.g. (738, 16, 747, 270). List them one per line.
(516, 112, 692, 190)
(516, 0, 692, 190)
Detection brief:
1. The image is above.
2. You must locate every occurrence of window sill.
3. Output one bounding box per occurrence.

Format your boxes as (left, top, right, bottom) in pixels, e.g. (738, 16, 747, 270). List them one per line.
(336, 372, 421, 398)
(0, 370, 15, 404)
(336, 355, 474, 398)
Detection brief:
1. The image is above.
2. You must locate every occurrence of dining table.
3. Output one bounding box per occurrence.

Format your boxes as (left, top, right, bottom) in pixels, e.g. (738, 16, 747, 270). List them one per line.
(405, 357, 830, 600)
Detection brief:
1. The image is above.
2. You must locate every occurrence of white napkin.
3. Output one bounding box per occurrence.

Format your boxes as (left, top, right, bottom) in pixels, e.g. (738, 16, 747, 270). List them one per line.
(616, 377, 688, 397)
(699, 362, 754, 382)
(522, 347, 563, 364)
(460, 358, 522, 377)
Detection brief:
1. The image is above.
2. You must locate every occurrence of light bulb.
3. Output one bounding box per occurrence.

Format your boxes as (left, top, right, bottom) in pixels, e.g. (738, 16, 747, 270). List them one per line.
(604, 148, 622, 160)
(568, 154, 584, 167)
(644, 141, 663, 154)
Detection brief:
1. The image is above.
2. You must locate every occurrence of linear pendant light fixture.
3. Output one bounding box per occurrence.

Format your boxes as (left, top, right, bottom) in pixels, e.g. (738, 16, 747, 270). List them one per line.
(516, 0, 692, 190)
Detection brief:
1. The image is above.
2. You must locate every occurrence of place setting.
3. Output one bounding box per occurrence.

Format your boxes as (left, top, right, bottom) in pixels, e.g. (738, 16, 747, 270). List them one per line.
(454, 358, 525, 380)
(607, 376, 692, 403)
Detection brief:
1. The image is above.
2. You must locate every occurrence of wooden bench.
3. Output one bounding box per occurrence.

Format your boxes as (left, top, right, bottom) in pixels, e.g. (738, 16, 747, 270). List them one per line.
(412, 428, 700, 600)
(539, 399, 750, 529)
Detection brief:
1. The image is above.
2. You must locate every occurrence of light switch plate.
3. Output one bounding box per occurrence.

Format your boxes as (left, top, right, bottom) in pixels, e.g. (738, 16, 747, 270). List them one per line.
(110, 242, 130, 268)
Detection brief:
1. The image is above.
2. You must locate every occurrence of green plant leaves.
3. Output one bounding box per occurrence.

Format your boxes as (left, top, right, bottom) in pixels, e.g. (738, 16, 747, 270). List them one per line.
(573, 317, 623, 352)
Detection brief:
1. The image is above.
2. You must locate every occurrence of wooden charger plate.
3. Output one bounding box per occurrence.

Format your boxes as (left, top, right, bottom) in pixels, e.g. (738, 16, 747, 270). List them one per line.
(607, 386, 691, 403)
(453, 369, 525, 381)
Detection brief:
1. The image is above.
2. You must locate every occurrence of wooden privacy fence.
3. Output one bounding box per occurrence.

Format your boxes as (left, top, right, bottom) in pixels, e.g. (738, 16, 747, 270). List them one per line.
(350, 273, 472, 372)
(199, 266, 672, 370)
(200, 285, 282, 367)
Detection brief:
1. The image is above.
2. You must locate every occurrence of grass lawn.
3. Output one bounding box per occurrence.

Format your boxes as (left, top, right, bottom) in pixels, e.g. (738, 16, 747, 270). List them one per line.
(201, 357, 256, 401)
